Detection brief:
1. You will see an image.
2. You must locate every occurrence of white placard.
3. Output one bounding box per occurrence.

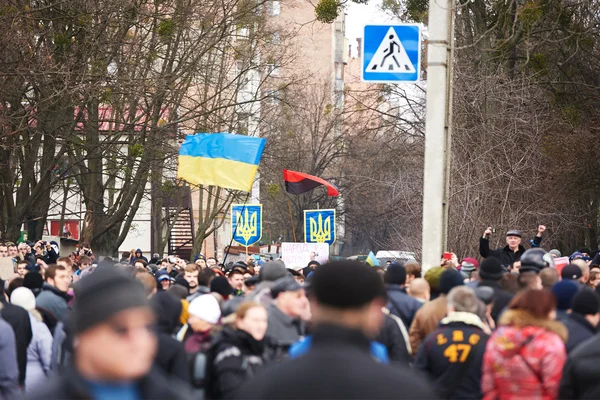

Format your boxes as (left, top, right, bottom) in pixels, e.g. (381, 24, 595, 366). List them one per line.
(281, 242, 329, 270)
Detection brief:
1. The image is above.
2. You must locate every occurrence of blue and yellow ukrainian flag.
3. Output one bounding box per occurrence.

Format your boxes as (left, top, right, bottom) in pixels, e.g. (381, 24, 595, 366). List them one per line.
(177, 133, 267, 192)
(366, 251, 380, 267)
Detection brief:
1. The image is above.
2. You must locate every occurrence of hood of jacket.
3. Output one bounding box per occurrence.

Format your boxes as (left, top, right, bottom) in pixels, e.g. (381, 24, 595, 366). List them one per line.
(440, 311, 486, 331)
(218, 325, 265, 355)
(152, 292, 182, 334)
(492, 309, 568, 358)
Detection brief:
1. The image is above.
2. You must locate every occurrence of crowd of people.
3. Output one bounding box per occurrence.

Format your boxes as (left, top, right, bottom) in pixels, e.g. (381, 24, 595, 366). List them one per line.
(0, 225, 600, 399)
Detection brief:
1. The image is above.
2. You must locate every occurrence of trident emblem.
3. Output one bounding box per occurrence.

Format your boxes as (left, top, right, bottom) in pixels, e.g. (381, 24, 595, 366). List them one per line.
(309, 213, 332, 243)
(236, 208, 258, 244)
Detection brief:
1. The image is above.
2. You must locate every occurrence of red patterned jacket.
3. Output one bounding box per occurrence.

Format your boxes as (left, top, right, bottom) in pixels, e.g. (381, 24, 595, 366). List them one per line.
(482, 309, 567, 400)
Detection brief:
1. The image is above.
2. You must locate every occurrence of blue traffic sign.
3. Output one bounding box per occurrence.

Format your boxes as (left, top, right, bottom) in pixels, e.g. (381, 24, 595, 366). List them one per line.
(361, 24, 421, 83)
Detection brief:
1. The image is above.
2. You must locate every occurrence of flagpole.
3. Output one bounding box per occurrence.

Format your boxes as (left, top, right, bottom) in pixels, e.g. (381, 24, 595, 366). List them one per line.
(223, 192, 250, 266)
(287, 198, 297, 242)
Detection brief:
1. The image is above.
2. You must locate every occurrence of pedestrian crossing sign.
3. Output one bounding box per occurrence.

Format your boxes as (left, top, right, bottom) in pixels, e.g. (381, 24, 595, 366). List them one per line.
(361, 24, 421, 83)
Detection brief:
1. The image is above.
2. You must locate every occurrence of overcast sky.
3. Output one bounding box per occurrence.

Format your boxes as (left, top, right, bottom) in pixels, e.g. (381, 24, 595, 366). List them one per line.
(345, 0, 397, 57)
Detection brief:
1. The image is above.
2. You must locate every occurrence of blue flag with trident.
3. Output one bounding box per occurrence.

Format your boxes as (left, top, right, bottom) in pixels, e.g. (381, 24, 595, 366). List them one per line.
(304, 209, 336, 246)
(231, 204, 262, 247)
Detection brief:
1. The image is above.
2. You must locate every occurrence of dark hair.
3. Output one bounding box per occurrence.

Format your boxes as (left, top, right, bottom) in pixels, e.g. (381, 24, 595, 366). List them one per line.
(518, 272, 540, 290)
(405, 262, 422, 278)
(508, 288, 556, 318)
(7, 277, 24, 298)
(198, 269, 216, 287)
(45, 264, 66, 281)
(499, 273, 520, 294)
(57, 256, 73, 268)
(589, 270, 600, 289)
(228, 268, 245, 278)
(134, 258, 148, 268)
(79, 255, 92, 265)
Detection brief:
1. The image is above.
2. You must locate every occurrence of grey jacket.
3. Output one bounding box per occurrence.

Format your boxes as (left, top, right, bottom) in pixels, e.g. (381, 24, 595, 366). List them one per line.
(25, 314, 53, 392)
(0, 315, 20, 399)
(266, 304, 305, 351)
(35, 284, 68, 322)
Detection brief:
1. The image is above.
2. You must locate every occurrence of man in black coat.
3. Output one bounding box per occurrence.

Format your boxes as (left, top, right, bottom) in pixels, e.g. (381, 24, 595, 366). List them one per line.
(415, 286, 489, 399)
(377, 310, 411, 367)
(479, 225, 545, 267)
(26, 266, 193, 400)
(474, 258, 514, 322)
(0, 279, 32, 386)
(236, 260, 434, 400)
(560, 332, 600, 398)
(151, 291, 190, 380)
(384, 263, 422, 328)
(562, 289, 600, 353)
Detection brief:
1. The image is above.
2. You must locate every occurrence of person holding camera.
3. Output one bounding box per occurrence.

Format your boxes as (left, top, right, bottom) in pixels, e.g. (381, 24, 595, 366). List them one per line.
(33, 241, 59, 265)
(479, 225, 546, 267)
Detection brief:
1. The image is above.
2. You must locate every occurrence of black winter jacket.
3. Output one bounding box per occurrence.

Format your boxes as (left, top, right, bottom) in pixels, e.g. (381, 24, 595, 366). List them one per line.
(385, 285, 423, 328)
(151, 292, 190, 381)
(562, 313, 597, 354)
(24, 366, 193, 400)
(560, 333, 600, 399)
(0, 299, 32, 386)
(415, 315, 489, 399)
(479, 235, 542, 267)
(376, 312, 411, 367)
(236, 323, 435, 400)
(208, 326, 268, 399)
(476, 280, 514, 323)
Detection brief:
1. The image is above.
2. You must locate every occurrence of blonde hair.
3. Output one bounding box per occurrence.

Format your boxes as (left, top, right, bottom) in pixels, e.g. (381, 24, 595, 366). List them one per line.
(184, 263, 199, 273)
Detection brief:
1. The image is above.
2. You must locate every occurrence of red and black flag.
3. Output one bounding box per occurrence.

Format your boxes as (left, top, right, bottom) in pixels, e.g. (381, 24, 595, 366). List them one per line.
(283, 169, 339, 197)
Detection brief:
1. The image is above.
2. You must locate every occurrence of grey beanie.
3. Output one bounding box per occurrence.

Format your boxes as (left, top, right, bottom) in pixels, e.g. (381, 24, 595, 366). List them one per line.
(549, 249, 562, 258)
(72, 266, 149, 334)
(259, 261, 287, 282)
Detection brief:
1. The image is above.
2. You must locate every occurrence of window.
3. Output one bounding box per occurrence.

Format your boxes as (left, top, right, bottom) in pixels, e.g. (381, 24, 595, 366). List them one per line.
(271, 32, 280, 44)
(236, 113, 250, 135)
(237, 26, 249, 39)
(264, 89, 280, 105)
(268, 0, 280, 16)
(266, 62, 280, 76)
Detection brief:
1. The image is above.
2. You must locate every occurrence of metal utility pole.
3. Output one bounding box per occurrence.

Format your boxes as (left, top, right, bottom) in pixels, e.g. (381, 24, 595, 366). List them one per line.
(421, 0, 455, 271)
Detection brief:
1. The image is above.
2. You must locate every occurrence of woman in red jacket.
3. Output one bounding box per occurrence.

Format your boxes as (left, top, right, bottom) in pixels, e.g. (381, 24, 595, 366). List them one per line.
(482, 288, 567, 400)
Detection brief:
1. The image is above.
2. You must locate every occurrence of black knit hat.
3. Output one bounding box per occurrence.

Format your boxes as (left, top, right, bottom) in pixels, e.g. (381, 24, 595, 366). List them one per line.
(23, 271, 44, 291)
(174, 276, 190, 292)
(439, 269, 464, 295)
(384, 263, 407, 285)
(210, 276, 234, 297)
(311, 260, 386, 309)
(572, 289, 600, 316)
(479, 258, 504, 281)
(72, 266, 149, 335)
